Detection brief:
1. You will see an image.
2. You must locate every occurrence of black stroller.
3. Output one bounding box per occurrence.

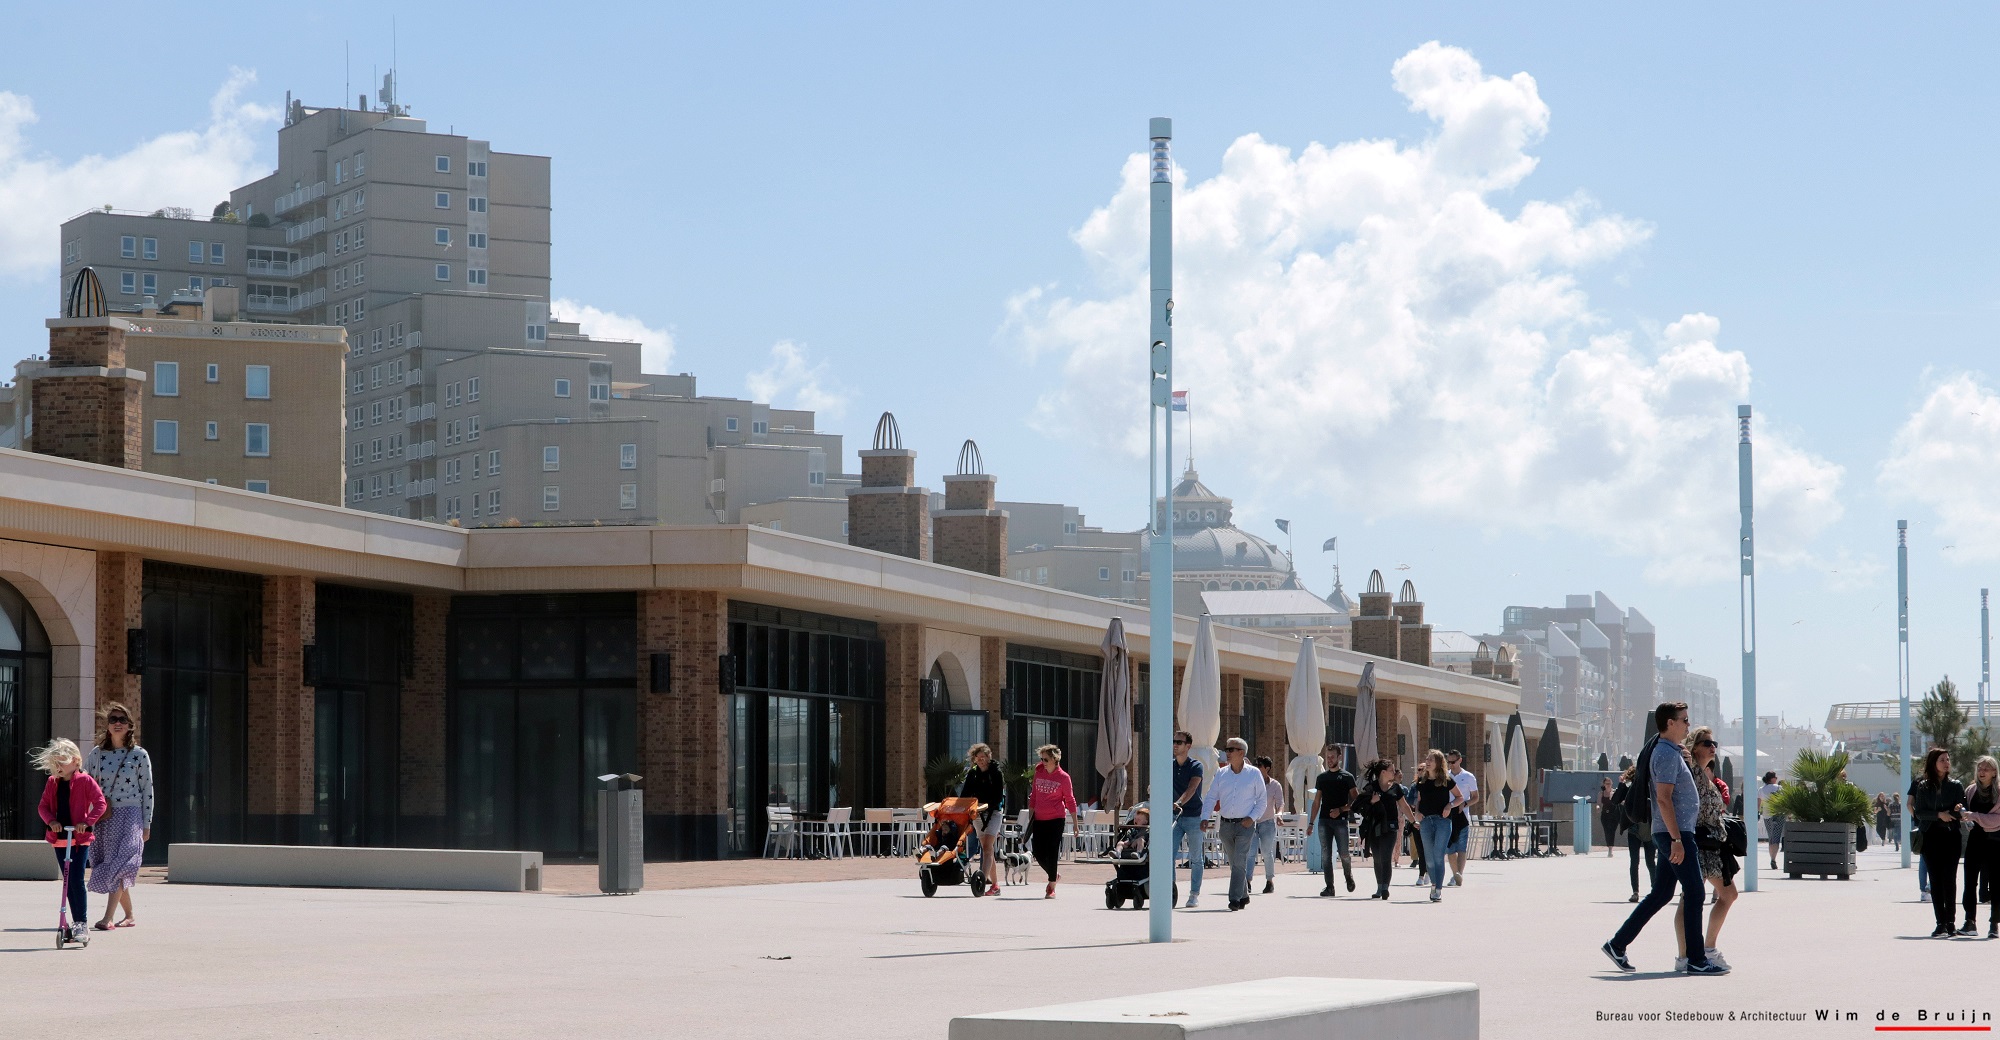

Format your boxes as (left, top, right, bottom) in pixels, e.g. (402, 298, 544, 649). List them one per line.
(1085, 810, 1175, 910)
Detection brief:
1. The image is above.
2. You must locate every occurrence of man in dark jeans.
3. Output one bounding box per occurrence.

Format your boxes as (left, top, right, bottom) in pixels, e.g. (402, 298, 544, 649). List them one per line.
(1307, 745, 1357, 896)
(1602, 702, 1728, 975)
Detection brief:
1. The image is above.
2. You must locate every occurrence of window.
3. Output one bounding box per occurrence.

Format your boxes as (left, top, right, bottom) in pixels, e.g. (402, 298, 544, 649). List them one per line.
(435, 264, 451, 281)
(619, 483, 638, 510)
(543, 446, 560, 471)
(444, 496, 461, 521)
(352, 442, 364, 465)
(141, 237, 157, 261)
(141, 274, 156, 296)
(188, 277, 204, 292)
(370, 330, 383, 352)
(349, 479, 364, 504)
(389, 433, 403, 458)
(467, 196, 487, 213)
(189, 241, 205, 263)
(725, 417, 739, 432)
(245, 365, 270, 399)
(435, 191, 452, 209)
(334, 159, 345, 184)
(1035, 567, 1049, 585)
(436, 155, 452, 173)
(842, 521, 850, 536)
(526, 324, 546, 342)
(542, 486, 560, 511)
(121, 236, 136, 259)
(488, 450, 500, 475)
(334, 231, 348, 256)
(469, 160, 488, 177)
(245, 480, 269, 494)
(467, 377, 480, 402)
(1099, 567, 1111, 581)
(619, 443, 637, 469)
(205, 421, 219, 441)
(153, 362, 179, 396)
(349, 405, 365, 429)
(64, 239, 78, 264)
(445, 382, 461, 407)
(470, 453, 482, 479)
(370, 402, 383, 426)
(467, 416, 480, 440)
(369, 365, 382, 389)
(206, 363, 219, 382)
(1122, 569, 1137, 582)
(244, 423, 270, 457)
(350, 190, 363, 213)
(444, 458, 461, 483)
(587, 382, 608, 402)
(467, 232, 487, 248)
(152, 420, 179, 454)
(467, 268, 487, 286)
(209, 242, 224, 265)
(752, 420, 768, 435)
(486, 490, 500, 513)
(387, 398, 402, 421)
(350, 369, 364, 394)
(370, 475, 383, 500)
(445, 419, 460, 446)
(370, 438, 383, 462)
(120, 272, 136, 295)
(553, 379, 570, 398)
(353, 151, 366, 174)
(435, 227, 451, 246)
(388, 359, 402, 383)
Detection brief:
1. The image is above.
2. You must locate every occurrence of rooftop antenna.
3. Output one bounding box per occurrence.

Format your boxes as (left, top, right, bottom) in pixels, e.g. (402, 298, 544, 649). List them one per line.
(345, 41, 350, 109)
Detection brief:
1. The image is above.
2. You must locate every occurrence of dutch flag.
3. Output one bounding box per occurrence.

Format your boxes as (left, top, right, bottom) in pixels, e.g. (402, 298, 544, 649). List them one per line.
(1170, 390, 1188, 412)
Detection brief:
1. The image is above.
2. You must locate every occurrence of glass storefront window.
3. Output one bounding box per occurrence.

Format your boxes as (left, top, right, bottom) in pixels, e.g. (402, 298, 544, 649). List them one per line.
(0, 578, 51, 841)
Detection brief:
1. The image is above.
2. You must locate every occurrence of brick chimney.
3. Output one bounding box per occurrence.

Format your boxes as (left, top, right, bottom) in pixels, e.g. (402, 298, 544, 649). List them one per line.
(932, 439, 1007, 576)
(32, 268, 144, 469)
(1349, 569, 1402, 660)
(848, 412, 931, 561)
(1394, 580, 1431, 667)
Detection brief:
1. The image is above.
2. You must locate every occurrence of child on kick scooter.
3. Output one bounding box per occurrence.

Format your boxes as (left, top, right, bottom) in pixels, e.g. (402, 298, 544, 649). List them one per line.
(35, 738, 105, 948)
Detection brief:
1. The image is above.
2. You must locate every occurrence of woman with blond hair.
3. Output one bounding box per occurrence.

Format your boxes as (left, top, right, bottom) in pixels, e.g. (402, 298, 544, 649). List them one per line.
(1672, 726, 1739, 971)
(956, 742, 1005, 896)
(1961, 755, 2000, 937)
(1027, 744, 1079, 898)
(84, 702, 153, 930)
(1410, 749, 1464, 903)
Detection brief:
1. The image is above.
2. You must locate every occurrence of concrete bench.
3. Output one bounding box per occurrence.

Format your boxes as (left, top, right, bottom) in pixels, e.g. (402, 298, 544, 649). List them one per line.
(168, 844, 543, 893)
(0, 839, 62, 881)
(951, 977, 1479, 1040)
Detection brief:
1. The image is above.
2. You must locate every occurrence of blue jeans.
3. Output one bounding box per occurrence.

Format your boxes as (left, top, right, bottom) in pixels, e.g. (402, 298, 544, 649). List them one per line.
(1220, 818, 1257, 904)
(1317, 818, 1353, 891)
(1419, 816, 1451, 889)
(54, 843, 87, 925)
(1610, 831, 1708, 968)
(1252, 818, 1279, 881)
(1173, 815, 1205, 896)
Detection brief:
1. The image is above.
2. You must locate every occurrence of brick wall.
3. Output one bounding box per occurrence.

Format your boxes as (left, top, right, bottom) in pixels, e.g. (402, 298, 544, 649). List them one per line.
(402, 594, 449, 822)
(849, 491, 932, 561)
(639, 590, 727, 807)
(1264, 679, 1289, 776)
(1400, 624, 1432, 666)
(94, 553, 142, 724)
(932, 513, 1006, 576)
(1219, 672, 1242, 746)
(881, 623, 923, 805)
(33, 375, 142, 469)
(1351, 617, 1401, 660)
(1466, 711, 1489, 810)
(247, 575, 314, 837)
(980, 636, 1006, 763)
(1374, 697, 1401, 765)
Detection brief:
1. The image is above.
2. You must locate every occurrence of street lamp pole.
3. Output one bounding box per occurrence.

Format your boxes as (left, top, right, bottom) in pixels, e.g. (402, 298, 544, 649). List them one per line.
(1899, 520, 1912, 869)
(1145, 117, 1176, 944)
(1982, 588, 1990, 728)
(1737, 406, 1760, 893)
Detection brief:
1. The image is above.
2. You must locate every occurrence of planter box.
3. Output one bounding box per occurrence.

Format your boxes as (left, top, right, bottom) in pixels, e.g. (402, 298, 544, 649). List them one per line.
(1782, 820, 1855, 879)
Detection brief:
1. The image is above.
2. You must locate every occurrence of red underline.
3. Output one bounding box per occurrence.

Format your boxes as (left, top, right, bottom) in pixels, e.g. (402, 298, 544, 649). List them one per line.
(1874, 1028, 1991, 1033)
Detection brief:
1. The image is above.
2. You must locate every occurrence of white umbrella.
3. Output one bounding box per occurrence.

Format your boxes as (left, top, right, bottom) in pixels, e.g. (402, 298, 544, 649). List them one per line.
(1353, 661, 1379, 773)
(1096, 618, 1134, 810)
(1483, 720, 1509, 814)
(1283, 636, 1325, 812)
(1505, 712, 1530, 815)
(1178, 614, 1222, 804)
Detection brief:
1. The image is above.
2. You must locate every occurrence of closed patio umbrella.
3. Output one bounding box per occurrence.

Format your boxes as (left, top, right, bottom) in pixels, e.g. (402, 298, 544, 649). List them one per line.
(1597, 752, 1610, 772)
(1484, 720, 1509, 814)
(1283, 636, 1324, 811)
(1177, 614, 1223, 803)
(1096, 618, 1134, 811)
(1353, 661, 1379, 777)
(1534, 717, 1564, 809)
(1505, 713, 1530, 815)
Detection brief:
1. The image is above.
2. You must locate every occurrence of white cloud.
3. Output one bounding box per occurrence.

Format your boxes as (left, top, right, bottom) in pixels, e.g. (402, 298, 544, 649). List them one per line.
(747, 340, 848, 419)
(1880, 373, 2000, 561)
(0, 70, 277, 280)
(1006, 41, 1841, 583)
(551, 298, 674, 373)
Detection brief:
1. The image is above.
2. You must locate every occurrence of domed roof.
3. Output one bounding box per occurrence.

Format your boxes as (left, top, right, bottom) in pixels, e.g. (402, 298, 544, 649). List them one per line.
(1139, 466, 1301, 588)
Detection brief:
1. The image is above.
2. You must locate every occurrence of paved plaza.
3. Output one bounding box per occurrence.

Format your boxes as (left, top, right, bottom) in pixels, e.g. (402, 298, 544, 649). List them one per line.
(0, 842, 1980, 1038)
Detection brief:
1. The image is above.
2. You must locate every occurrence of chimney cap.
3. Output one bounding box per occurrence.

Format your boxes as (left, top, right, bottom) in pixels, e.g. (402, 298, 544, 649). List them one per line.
(954, 439, 985, 476)
(872, 411, 904, 451)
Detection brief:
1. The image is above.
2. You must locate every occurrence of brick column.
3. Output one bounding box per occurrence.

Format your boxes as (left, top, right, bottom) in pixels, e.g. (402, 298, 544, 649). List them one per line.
(1413, 703, 1433, 763)
(933, 474, 1007, 576)
(880, 623, 924, 806)
(1375, 696, 1402, 766)
(93, 553, 142, 738)
(1466, 711, 1489, 811)
(401, 594, 450, 846)
(33, 319, 143, 469)
(849, 449, 931, 561)
(980, 636, 1006, 761)
(247, 575, 314, 844)
(1265, 678, 1290, 785)
(639, 589, 729, 859)
(1219, 672, 1242, 745)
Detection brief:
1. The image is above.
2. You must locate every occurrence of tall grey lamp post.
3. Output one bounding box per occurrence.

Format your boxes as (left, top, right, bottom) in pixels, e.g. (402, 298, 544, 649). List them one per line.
(1737, 406, 1759, 892)
(1899, 520, 1912, 869)
(1145, 117, 1176, 944)
(1982, 588, 1990, 727)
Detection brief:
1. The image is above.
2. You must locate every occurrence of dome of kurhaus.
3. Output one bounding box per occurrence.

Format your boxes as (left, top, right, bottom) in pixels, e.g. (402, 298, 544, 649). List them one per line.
(1139, 466, 1301, 592)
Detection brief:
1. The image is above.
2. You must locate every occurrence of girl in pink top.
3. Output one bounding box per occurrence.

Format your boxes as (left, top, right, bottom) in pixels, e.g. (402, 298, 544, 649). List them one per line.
(1028, 744, 1079, 898)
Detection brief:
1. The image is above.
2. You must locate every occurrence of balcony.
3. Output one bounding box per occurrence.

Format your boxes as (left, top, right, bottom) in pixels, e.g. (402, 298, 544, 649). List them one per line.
(244, 295, 297, 314)
(283, 217, 327, 244)
(273, 181, 326, 216)
(410, 440, 436, 459)
(406, 402, 435, 424)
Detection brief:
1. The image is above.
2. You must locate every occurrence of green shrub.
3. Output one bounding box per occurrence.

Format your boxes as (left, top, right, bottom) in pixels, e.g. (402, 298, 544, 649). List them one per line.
(1767, 749, 1871, 825)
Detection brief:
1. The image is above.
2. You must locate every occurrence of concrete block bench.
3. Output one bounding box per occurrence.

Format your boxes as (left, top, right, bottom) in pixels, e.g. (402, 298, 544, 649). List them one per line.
(951, 977, 1479, 1040)
(0, 839, 62, 881)
(168, 844, 543, 892)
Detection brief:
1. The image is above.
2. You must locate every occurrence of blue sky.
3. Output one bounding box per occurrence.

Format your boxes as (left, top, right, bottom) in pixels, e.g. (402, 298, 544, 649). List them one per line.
(8, 4, 2000, 733)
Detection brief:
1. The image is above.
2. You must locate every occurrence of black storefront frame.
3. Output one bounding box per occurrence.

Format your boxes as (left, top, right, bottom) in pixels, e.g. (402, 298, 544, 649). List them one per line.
(445, 593, 639, 860)
(726, 602, 885, 857)
(311, 584, 410, 849)
(1005, 644, 1103, 807)
(140, 562, 258, 862)
(0, 578, 51, 842)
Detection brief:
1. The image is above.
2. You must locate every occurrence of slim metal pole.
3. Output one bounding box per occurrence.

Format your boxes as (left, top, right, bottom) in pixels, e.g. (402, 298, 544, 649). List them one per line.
(1145, 117, 1176, 943)
(1899, 520, 1912, 869)
(1982, 588, 1990, 728)
(1737, 406, 1759, 892)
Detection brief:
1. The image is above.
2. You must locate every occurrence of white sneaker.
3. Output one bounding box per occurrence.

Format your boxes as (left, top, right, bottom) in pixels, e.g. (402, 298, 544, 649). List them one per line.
(1704, 948, 1729, 970)
(1448, 874, 1462, 887)
(1673, 957, 1688, 973)
(1183, 894, 1199, 909)
(1429, 886, 1442, 902)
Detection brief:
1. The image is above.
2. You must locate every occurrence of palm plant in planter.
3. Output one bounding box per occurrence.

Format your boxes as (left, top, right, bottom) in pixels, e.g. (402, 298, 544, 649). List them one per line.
(1767, 749, 1872, 880)
(924, 755, 968, 803)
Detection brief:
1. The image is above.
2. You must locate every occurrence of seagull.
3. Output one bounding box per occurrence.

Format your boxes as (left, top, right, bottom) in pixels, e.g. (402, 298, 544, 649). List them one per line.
(1396, 564, 1412, 571)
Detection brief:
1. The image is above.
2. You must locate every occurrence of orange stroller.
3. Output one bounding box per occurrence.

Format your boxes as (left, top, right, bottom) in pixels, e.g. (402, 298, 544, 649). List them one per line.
(917, 797, 990, 897)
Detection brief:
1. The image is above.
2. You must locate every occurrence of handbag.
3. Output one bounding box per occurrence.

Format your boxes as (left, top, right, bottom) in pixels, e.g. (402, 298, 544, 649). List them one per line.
(1697, 816, 1747, 857)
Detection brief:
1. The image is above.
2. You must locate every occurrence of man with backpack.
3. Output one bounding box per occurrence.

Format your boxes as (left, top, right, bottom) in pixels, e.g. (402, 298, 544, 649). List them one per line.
(1601, 702, 1729, 975)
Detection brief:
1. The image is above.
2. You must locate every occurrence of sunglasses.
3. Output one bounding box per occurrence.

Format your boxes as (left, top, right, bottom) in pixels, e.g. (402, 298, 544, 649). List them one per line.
(1173, 740, 1190, 746)
(1695, 739, 1717, 748)
(107, 717, 130, 726)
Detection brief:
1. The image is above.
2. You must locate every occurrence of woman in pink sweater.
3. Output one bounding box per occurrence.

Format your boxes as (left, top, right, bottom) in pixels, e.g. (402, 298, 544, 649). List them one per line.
(1028, 744, 1079, 898)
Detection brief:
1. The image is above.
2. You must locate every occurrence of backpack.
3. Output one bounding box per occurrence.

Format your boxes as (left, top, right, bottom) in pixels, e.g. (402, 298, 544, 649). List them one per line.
(1622, 735, 1659, 828)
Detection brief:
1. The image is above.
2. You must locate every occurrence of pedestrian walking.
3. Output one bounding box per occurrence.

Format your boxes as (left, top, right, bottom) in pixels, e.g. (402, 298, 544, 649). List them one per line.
(1911, 773, 1933, 898)
(1411, 749, 1463, 902)
(1252, 756, 1284, 895)
(1207, 737, 1265, 911)
(1960, 756, 1999, 938)
(1403, 779, 1428, 885)
(34, 738, 106, 946)
(84, 702, 152, 930)
(1601, 701, 1727, 975)
(1354, 758, 1413, 899)
(1445, 750, 1478, 886)
(1890, 794, 1904, 852)
(1307, 745, 1358, 896)
(1598, 776, 1620, 858)
(1612, 765, 1655, 902)
(1027, 744, 1079, 899)
(1874, 793, 1892, 848)
(957, 742, 1004, 897)
(1167, 731, 1207, 908)
(1672, 727, 1739, 972)
(1756, 771, 1783, 872)
(1913, 747, 1965, 936)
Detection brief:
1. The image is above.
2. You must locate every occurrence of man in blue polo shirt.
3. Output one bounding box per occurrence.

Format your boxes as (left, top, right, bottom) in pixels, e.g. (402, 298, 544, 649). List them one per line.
(1169, 731, 1206, 908)
(1601, 701, 1728, 976)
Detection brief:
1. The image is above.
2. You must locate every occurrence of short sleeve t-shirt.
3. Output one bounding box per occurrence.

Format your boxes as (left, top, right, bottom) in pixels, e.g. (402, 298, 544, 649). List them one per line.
(1450, 768, 1477, 814)
(1756, 782, 1780, 817)
(1315, 769, 1357, 821)
(1172, 757, 1205, 819)
(1650, 739, 1700, 836)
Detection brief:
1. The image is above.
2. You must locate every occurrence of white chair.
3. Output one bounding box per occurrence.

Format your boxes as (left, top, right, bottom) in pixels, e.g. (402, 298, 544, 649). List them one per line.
(861, 808, 894, 857)
(891, 808, 926, 857)
(814, 807, 854, 859)
(763, 807, 801, 859)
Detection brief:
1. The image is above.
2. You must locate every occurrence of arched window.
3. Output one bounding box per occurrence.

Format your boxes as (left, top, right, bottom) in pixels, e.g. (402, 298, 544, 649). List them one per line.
(0, 577, 53, 841)
(1203, 581, 1220, 591)
(1230, 580, 1244, 591)
(1204, 509, 1217, 522)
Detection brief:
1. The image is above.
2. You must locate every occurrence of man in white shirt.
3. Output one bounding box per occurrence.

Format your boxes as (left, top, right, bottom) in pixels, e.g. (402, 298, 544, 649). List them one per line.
(1446, 750, 1480, 887)
(1756, 771, 1783, 870)
(1252, 755, 1286, 895)
(1208, 737, 1266, 910)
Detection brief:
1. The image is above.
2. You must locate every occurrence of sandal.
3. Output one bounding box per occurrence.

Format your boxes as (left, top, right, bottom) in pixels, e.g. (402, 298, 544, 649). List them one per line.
(115, 919, 135, 928)
(92, 921, 112, 932)
(1045, 882, 1055, 898)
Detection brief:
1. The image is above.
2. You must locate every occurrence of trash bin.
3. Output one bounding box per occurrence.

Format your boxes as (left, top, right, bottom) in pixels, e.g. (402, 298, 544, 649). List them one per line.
(598, 772, 644, 894)
(1571, 796, 1592, 855)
